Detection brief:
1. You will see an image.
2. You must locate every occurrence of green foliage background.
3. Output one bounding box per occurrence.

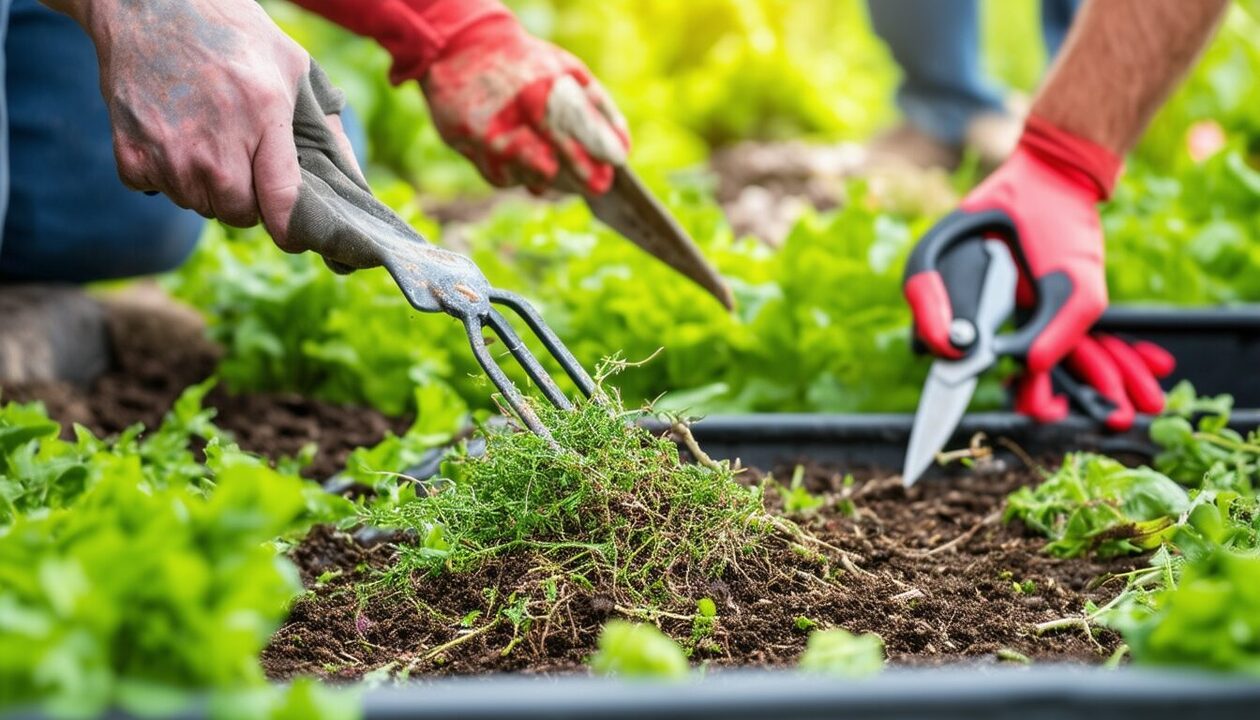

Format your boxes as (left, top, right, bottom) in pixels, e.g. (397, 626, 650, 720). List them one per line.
(0, 385, 360, 719)
(10, 5, 1260, 715)
(1005, 383, 1260, 674)
(164, 1, 1260, 419)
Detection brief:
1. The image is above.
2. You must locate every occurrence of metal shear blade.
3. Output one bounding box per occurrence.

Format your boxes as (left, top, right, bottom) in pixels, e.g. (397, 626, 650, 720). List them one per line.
(902, 240, 1018, 487)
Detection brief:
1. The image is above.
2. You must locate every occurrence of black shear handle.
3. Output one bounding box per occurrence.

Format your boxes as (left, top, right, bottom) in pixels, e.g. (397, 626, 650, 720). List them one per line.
(903, 209, 1073, 362)
(1050, 366, 1120, 425)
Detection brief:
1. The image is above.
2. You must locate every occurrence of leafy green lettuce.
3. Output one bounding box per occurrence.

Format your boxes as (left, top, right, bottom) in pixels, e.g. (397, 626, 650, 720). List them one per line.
(0, 388, 358, 719)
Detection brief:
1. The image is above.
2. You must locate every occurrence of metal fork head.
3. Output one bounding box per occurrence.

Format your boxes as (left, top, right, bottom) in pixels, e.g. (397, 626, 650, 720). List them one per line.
(464, 291, 600, 439)
(380, 244, 599, 440)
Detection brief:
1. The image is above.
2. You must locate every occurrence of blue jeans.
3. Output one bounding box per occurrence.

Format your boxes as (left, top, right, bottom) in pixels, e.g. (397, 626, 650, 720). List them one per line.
(0, 0, 202, 282)
(0, 0, 364, 284)
(866, 0, 1083, 144)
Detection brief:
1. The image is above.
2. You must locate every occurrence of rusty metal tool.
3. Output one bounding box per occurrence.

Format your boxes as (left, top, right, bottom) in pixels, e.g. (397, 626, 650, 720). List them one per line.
(286, 64, 598, 438)
(581, 167, 735, 310)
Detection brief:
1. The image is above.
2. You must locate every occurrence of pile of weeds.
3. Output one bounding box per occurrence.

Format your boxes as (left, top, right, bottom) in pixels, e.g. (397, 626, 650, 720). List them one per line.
(358, 397, 846, 645)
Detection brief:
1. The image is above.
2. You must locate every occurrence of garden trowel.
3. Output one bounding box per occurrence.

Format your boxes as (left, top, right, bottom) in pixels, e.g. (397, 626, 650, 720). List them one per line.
(580, 167, 735, 311)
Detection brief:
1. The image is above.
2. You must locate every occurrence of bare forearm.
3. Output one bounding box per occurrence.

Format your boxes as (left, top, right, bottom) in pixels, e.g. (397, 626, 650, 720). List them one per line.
(1032, 0, 1229, 155)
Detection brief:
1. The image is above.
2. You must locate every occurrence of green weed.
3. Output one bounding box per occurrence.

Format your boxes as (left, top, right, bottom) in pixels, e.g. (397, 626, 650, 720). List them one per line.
(364, 398, 775, 607)
(798, 628, 885, 678)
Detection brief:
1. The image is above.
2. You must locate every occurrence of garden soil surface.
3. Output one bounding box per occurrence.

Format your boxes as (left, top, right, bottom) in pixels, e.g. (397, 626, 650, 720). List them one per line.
(3, 287, 1139, 680)
(260, 461, 1137, 681)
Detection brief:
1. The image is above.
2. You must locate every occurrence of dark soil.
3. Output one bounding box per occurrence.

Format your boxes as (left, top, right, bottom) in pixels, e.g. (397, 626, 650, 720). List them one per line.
(2, 288, 1138, 679)
(262, 458, 1137, 681)
(0, 288, 409, 479)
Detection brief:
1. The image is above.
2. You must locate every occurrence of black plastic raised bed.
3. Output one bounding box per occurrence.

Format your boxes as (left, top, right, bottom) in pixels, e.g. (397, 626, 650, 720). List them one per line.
(653, 305, 1260, 471)
(1096, 305, 1260, 407)
(356, 666, 1260, 720)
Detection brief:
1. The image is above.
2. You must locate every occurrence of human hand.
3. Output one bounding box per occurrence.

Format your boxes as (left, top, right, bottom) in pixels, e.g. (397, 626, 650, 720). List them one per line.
(60, 0, 358, 249)
(420, 13, 629, 195)
(904, 116, 1171, 429)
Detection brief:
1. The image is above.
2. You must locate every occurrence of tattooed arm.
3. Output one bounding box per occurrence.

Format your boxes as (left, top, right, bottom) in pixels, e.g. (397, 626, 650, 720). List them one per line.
(39, 0, 358, 248)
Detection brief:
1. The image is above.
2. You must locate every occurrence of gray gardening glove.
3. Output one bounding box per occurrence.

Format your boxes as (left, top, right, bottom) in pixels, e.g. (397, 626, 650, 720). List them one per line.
(287, 63, 381, 276)
(286, 63, 501, 317)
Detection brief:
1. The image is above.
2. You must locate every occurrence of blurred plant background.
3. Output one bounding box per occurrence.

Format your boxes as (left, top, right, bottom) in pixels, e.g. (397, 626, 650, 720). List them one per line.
(168, 0, 1260, 418)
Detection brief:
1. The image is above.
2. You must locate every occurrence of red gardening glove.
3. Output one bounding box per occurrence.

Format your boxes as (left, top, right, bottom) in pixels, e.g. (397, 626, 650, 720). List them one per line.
(906, 116, 1172, 430)
(1014, 335, 1176, 429)
(292, 0, 629, 195)
(420, 13, 629, 195)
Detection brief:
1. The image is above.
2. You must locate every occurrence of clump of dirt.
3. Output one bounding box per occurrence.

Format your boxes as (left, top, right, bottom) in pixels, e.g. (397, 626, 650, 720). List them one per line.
(262, 456, 1136, 680)
(1, 288, 408, 479)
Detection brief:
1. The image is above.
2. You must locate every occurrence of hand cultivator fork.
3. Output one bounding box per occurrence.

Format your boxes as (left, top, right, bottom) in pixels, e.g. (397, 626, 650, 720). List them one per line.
(278, 64, 617, 438)
(360, 239, 601, 438)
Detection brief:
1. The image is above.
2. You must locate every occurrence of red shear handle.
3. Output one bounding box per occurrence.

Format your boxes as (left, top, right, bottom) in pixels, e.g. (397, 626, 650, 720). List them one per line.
(903, 115, 1174, 431)
(902, 208, 1063, 362)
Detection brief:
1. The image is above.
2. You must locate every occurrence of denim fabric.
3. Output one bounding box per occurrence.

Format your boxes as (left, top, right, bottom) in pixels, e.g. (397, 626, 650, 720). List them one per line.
(1041, 0, 1083, 59)
(0, 0, 367, 283)
(0, 0, 11, 244)
(0, 0, 204, 282)
(866, 0, 1083, 144)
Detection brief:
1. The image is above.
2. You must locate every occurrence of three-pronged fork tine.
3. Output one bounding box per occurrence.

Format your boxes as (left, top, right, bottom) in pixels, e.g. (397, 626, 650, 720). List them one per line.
(462, 314, 553, 438)
(483, 309, 573, 412)
(489, 290, 599, 401)
(457, 291, 601, 440)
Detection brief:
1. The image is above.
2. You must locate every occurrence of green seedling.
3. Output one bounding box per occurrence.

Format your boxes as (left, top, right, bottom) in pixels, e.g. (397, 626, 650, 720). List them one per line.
(1115, 549, 1260, 675)
(1021, 384, 1260, 675)
(798, 629, 885, 678)
(1013, 580, 1037, 596)
(1005, 453, 1190, 558)
(316, 570, 344, 587)
(691, 598, 719, 646)
(996, 648, 1031, 665)
(0, 386, 353, 718)
(794, 616, 818, 632)
(777, 464, 825, 515)
(589, 621, 690, 680)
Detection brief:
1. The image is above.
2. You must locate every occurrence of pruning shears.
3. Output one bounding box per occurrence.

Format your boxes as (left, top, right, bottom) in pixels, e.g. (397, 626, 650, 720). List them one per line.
(900, 212, 1117, 487)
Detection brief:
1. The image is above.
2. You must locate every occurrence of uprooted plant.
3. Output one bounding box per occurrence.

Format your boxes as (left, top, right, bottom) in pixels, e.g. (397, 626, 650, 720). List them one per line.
(354, 394, 856, 669)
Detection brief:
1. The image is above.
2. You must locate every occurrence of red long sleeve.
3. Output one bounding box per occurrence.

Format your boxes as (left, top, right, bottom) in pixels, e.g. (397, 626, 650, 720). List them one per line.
(289, 0, 515, 83)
